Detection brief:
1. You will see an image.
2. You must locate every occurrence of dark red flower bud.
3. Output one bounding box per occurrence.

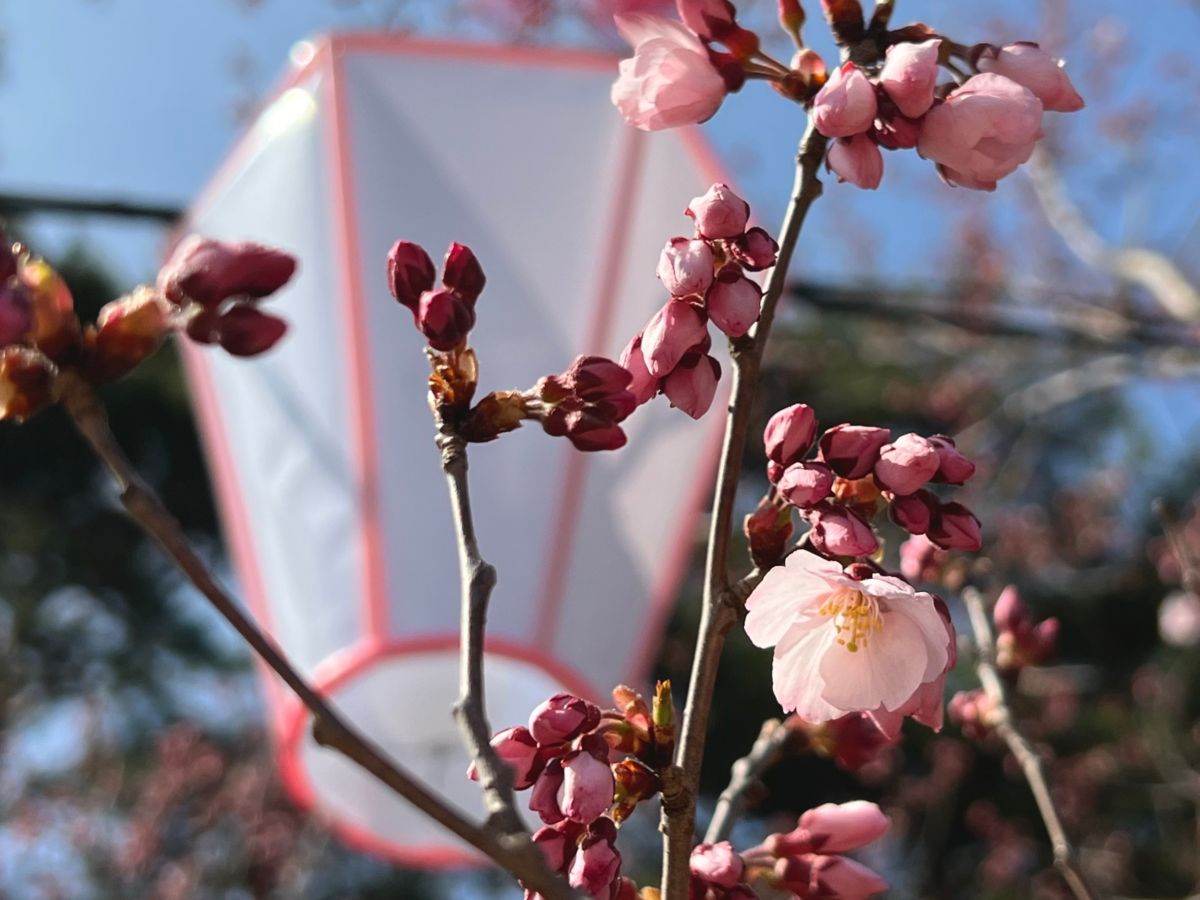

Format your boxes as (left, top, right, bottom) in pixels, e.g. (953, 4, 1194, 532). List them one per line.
(0, 284, 32, 346)
(529, 759, 566, 825)
(417, 287, 475, 351)
(745, 494, 794, 569)
(568, 818, 621, 896)
(216, 306, 288, 357)
(729, 226, 779, 271)
(927, 501, 982, 551)
(442, 242, 486, 306)
(386, 240, 436, 313)
(889, 488, 938, 535)
(159, 235, 296, 308)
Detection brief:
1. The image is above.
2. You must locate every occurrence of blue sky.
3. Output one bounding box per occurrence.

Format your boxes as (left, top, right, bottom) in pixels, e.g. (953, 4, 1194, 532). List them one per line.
(3, 0, 1197, 295)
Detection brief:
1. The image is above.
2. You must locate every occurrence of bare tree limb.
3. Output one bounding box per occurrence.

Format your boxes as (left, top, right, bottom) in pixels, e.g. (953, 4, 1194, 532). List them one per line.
(56, 370, 573, 900)
(435, 424, 574, 896)
(660, 121, 828, 900)
(962, 586, 1096, 900)
(705, 717, 798, 843)
(1027, 147, 1200, 322)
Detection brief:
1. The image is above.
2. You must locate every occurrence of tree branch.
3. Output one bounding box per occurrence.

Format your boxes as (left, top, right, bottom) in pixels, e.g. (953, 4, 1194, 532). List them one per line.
(659, 121, 828, 900)
(436, 424, 571, 896)
(962, 587, 1096, 900)
(705, 717, 798, 843)
(56, 370, 573, 900)
(1026, 147, 1200, 322)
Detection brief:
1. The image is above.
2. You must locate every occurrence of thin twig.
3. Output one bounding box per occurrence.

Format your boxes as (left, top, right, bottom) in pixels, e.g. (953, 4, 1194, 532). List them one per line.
(55, 370, 573, 900)
(705, 718, 798, 843)
(1027, 147, 1200, 322)
(436, 424, 568, 896)
(962, 587, 1096, 900)
(659, 121, 828, 900)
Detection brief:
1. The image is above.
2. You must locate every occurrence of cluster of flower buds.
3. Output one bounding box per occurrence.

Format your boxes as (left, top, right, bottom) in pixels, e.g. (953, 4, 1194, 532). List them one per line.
(476, 685, 674, 899)
(811, 29, 1083, 191)
(947, 688, 998, 740)
(2, 232, 294, 423)
(992, 585, 1058, 675)
(621, 182, 776, 420)
(611, 4, 1083, 194)
(387, 239, 485, 351)
(742, 801, 891, 898)
(529, 356, 638, 451)
(159, 235, 295, 356)
(753, 402, 982, 561)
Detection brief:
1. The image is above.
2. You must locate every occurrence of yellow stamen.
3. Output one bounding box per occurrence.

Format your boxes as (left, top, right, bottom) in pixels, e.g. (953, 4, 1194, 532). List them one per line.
(819, 587, 884, 652)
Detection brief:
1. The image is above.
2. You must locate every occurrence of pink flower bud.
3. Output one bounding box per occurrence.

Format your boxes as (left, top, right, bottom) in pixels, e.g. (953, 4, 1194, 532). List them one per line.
(878, 38, 941, 118)
(467, 726, 543, 790)
(661, 353, 720, 419)
(558, 750, 615, 824)
(686, 182, 750, 239)
(640, 299, 708, 377)
(811, 61, 877, 138)
(889, 489, 937, 535)
(729, 226, 779, 271)
(818, 423, 890, 479)
(216, 306, 288, 357)
(807, 503, 878, 557)
(612, 14, 729, 131)
(690, 841, 744, 888)
(656, 237, 714, 297)
(0, 285, 32, 346)
(618, 334, 659, 405)
(874, 433, 939, 495)
(568, 819, 621, 896)
(531, 822, 583, 874)
(706, 269, 761, 337)
(776, 854, 889, 897)
(529, 759, 566, 825)
(159, 235, 297, 309)
(927, 434, 975, 484)
(927, 501, 982, 551)
(918, 73, 1044, 191)
(899, 533, 947, 581)
(416, 288, 475, 351)
(796, 800, 891, 853)
(993, 584, 1029, 634)
(826, 134, 884, 190)
(386, 240, 436, 313)
(948, 688, 996, 739)
(676, 0, 736, 41)
(777, 461, 834, 508)
(764, 403, 819, 468)
(442, 242, 486, 306)
(976, 42, 1084, 113)
(529, 693, 602, 745)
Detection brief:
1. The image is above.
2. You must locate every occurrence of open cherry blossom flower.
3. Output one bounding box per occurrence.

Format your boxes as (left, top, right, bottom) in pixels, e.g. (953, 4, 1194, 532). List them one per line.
(744, 550, 951, 723)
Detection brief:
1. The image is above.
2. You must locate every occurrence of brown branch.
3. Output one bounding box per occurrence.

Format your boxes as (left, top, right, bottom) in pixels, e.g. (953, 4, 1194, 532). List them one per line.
(705, 717, 798, 843)
(55, 370, 573, 900)
(436, 425, 572, 895)
(963, 587, 1096, 900)
(659, 121, 828, 900)
(1027, 147, 1200, 322)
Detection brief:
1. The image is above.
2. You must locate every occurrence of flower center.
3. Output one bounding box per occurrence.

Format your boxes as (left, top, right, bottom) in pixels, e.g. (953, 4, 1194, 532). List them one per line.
(819, 587, 884, 653)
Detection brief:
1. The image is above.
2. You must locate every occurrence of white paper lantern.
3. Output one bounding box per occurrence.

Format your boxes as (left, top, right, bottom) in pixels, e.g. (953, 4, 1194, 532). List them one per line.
(180, 33, 730, 866)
